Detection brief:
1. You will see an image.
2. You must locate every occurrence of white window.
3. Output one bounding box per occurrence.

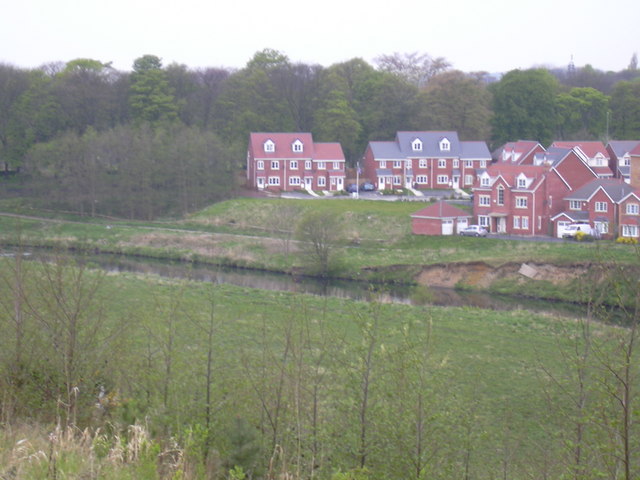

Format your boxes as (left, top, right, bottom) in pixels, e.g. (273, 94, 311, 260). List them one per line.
(419, 159, 427, 168)
(305, 160, 312, 170)
(317, 161, 326, 170)
(497, 186, 504, 205)
(513, 216, 520, 229)
(517, 176, 527, 188)
(379, 160, 386, 168)
(481, 176, 491, 187)
(626, 203, 639, 215)
(515, 197, 528, 208)
(465, 160, 473, 168)
(623, 225, 638, 237)
(290, 160, 298, 170)
(333, 161, 341, 170)
(393, 160, 402, 168)
(289, 176, 301, 186)
(595, 202, 608, 212)
(317, 176, 326, 187)
(465, 175, 474, 185)
(453, 159, 459, 168)
(479, 216, 490, 227)
(480, 160, 487, 168)
(437, 175, 449, 184)
(569, 200, 581, 210)
(479, 195, 490, 206)
(271, 160, 279, 170)
(439, 138, 450, 151)
(330, 177, 336, 185)
(416, 175, 428, 184)
(623, 157, 631, 166)
(292, 140, 303, 152)
(522, 216, 529, 229)
(264, 140, 275, 152)
(412, 139, 423, 151)
(393, 176, 401, 185)
(257, 160, 264, 170)
(268, 176, 280, 185)
(438, 159, 446, 168)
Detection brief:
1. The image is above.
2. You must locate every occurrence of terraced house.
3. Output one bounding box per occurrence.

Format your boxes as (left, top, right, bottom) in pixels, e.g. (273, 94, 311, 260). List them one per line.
(246, 132, 346, 192)
(361, 131, 491, 191)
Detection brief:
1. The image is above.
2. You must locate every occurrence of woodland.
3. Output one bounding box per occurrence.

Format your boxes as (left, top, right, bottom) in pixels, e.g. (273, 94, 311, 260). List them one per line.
(0, 50, 639, 219)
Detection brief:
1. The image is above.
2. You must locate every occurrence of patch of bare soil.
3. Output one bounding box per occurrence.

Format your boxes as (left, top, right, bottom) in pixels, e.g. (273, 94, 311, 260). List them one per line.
(415, 262, 594, 289)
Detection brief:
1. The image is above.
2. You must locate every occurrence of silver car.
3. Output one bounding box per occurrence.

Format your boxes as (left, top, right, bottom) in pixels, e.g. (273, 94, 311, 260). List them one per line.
(459, 225, 488, 237)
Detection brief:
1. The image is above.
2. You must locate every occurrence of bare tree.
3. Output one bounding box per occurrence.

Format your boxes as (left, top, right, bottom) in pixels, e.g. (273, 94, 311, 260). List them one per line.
(374, 52, 450, 87)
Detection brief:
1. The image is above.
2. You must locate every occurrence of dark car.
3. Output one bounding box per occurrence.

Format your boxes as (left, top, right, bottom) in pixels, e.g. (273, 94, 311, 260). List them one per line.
(360, 182, 375, 192)
(346, 183, 358, 193)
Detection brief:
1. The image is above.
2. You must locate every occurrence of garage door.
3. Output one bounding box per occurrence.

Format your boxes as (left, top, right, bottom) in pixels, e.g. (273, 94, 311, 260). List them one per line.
(557, 221, 570, 238)
(457, 218, 468, 233)
(442, 219, 454, 235)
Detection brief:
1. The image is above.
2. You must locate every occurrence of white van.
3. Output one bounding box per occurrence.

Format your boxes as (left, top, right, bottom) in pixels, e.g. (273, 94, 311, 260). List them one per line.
(562, 223, 593, 239)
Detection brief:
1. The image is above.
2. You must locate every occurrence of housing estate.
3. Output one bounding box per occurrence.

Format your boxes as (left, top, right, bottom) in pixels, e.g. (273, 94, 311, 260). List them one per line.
(410, 201, 472, 236)
(551, 141, 614, 178)
(361, 131, 491, 191)
(246, 133, 346, 192)
(551, 179, 640, 239)
(473, 147, 599, 236)
(491, 140, 545, 165)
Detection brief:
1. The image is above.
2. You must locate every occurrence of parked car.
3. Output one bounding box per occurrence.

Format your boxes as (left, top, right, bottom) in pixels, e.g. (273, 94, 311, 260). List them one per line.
(562, 223, 593, 239)
(459, 225, 488, 237)
(345, 183, 358, 193)
(360, 182, 375, 192)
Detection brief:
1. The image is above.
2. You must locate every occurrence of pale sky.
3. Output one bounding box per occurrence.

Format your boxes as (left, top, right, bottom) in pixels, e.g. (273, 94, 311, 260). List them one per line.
(1, 0, 638, 74)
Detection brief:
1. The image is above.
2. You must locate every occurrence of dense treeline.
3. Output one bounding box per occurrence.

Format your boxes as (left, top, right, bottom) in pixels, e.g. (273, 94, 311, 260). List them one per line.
(1, 50, 640, 218)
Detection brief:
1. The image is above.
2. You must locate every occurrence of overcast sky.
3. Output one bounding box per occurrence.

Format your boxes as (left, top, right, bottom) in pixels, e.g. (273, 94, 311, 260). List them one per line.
(2, 0, 638, 74)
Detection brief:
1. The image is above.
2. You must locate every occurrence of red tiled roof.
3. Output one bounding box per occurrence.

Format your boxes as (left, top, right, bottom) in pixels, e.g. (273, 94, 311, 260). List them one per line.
(485, 164, 548, 184)
(249, 132, 315, 158)
(552, 141, 609, 159)
(314, 143, 345, 161)
(411, 201, 471, 219)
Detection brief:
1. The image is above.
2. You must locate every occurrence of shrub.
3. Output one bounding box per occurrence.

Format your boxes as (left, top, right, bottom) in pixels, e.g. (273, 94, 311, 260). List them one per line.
(616, 236, 638, 244)
(574, 231, 594, 242)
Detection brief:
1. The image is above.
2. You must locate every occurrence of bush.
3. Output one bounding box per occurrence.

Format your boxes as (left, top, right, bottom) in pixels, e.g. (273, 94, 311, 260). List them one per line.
(616, 236, 639, 244)
(574, 231, 594, 242)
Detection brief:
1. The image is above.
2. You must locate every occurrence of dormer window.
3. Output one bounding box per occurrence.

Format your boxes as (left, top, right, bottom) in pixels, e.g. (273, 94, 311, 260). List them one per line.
(264, 140, 275, 153)
(439, 138, 450, 152)
(292, 140, 303, 153)
(516, 174, 528, 189)
(412, 138, 423, 152)
(480, 173, 491, 187)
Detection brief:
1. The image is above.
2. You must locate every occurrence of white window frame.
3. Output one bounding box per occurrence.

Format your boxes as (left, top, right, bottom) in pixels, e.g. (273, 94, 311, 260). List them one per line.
(480, 175, 491, 187)
(438, 159, 446, 168)
(517, 176, 527, 188)
(418, 159, 427, 168)
(439, 138, 450, 151)
(264, 140, 275, 153)
(268, 176, 280, 186)
(497, 186, 504, 206)
(465, 160, 473, 168)
(626, 203, 639, 215)
(623, 225, 638, 237)
(515, 197, 528, 208)
(393, 176, 401, 185)
(379, 160, 386, 168)
(437, 175, 449, 185)
(317, 176, 326, 187)
(479, 195, 490, 206)
(595, 221, 609, 234)
(292, 140, 303, 153)
(480, 160, 487, 168)
(453, 159, 459, 168)
(333, 161, 340, 170)
(271, 160, 279, 170)
(289, 176, 301, 186)
(416, 175, 428, 184)
(513, 216, 520, 229)
(569, 200, 581, 210)
(412, 139, 423, 151)
(257, 160, 264, 170)
(290, 160, 298, 170)
(305, 160, 312, 170)
(522, 216, 529, 230)
(393, 160, 402, 168)
(465, 175, 473, 185)
(478, 215, 490, 227)
(317, 161, 326, 170)
(595, 201, 608, 213)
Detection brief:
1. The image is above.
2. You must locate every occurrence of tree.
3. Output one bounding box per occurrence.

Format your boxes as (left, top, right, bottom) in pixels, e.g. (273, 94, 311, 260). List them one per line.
(490, 69, 559, 148)
(610, 80, 640, 139)
(555, 87, 609, 140)
(129, 55, 179, 126)
(295, 210, 343, 277)
(374, 52, 450, 87)
(0, 64, 30, 170)
(418, 70, 492, 140)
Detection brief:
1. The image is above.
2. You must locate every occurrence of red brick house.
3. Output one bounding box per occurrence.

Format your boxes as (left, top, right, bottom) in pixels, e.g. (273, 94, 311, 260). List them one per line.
(630, 143, 640, 188)
(551, 141, 614, 178)
(606, 140, 640, 183)
(552, 179, 640, 239)
(362, 131, 491, 191)
(491, 140, 546, 165)
(473, 147, 598, 235)
(410, 201, 472, 235)
(246, 133, 346, 192)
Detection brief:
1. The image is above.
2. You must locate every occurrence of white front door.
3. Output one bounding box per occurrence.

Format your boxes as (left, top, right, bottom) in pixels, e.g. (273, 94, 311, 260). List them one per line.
(336, 177, 344, 190)
(378, 177, 385, 190)
(257, 177, 265, 189)
(497, 217, 507, 233)
(452, 176, 460, 189)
